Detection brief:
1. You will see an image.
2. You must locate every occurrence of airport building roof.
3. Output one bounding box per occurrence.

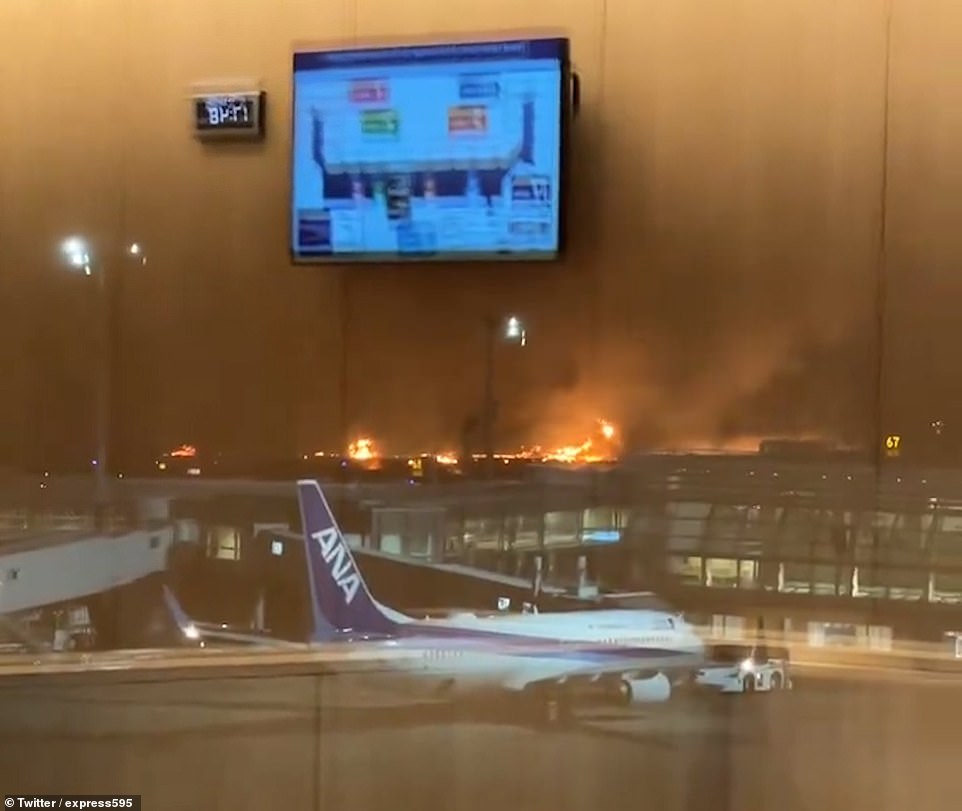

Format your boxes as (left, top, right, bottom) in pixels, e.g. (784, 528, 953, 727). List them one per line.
(2, 454, 961, 516)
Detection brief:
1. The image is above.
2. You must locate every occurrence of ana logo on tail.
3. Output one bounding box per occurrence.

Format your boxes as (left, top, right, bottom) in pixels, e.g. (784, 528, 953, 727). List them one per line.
(312, 526, 361, 604)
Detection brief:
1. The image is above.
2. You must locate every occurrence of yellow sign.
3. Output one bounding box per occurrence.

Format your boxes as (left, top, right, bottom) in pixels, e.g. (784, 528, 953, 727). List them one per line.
(885, 435, 901, 450)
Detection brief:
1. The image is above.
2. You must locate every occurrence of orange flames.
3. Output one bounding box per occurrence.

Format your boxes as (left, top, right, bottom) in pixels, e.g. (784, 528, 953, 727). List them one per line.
(513, 419, 620, 464)
(334, 421, 619, 468)
(348, 437, 377, 461)
(156, 444, 199, 474)
(305, 426, 838, 469)
(409, 452, 460, 466)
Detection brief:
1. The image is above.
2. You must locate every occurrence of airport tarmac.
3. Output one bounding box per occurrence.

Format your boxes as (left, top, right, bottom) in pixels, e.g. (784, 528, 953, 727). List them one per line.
(0, 667, 957, 811)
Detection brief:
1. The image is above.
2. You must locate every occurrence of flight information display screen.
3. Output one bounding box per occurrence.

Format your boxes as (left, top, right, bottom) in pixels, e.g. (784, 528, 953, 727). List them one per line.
(291, 38, 569, 263)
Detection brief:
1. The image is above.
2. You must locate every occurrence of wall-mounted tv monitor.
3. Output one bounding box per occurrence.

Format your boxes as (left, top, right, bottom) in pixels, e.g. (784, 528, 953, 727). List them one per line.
(291, 37, 570, 263)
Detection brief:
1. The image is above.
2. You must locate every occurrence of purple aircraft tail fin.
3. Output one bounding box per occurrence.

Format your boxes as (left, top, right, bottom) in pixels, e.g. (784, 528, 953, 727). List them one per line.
(296, 480, 399, 636)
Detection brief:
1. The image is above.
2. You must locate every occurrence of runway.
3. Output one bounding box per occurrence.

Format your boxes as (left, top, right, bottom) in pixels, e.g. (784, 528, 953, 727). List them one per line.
(0, 666, 956, 811)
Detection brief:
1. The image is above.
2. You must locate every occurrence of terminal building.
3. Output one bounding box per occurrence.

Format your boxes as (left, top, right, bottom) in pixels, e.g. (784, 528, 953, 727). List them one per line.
(2, 453, 962, 648)
(175, 456, 962, 643)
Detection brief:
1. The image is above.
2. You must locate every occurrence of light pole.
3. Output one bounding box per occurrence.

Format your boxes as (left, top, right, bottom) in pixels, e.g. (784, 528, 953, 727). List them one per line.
(481, 314, 527, 478)
(60, 237, 146, 528)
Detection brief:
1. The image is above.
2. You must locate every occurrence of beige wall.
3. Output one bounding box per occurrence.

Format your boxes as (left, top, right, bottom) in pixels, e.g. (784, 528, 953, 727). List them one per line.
(1, 0, 960, 460)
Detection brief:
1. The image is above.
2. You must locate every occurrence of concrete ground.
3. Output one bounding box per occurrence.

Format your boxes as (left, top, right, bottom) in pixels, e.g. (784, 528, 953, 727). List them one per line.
(0, 666, 957, 811)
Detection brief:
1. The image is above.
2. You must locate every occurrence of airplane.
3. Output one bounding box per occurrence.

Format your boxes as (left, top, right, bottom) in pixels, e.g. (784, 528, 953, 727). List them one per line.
(162, 592, 312, 650)
(166, 479, 706, 723)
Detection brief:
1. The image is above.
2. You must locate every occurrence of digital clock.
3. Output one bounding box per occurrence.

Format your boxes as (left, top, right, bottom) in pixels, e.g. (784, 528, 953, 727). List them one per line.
(192, 91, 265, 140)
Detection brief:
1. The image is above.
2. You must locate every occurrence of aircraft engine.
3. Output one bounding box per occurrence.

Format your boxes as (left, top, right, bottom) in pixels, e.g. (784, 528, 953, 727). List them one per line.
(619, 673, 671, 704)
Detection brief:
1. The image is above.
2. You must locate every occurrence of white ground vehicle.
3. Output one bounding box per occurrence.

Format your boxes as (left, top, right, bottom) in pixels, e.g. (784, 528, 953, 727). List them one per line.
(694, 643, 793, 694)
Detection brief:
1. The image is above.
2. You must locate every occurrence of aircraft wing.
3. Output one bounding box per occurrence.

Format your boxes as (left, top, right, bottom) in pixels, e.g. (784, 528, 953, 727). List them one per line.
(162, 586, 307, 649)
(183, 621, 307, 649)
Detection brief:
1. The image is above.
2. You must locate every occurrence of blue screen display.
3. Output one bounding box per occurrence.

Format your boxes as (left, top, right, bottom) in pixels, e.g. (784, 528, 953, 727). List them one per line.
(291, 38, 568, 262)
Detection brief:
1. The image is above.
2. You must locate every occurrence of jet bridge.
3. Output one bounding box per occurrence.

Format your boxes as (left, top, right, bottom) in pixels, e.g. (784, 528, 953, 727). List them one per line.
(350, 544, 571, 612)
(0, 525, 190, 649)
(241, 529, 571, 621)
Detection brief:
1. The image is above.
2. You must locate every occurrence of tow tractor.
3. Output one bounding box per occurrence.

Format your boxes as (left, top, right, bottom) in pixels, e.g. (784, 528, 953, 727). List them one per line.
(694, 642, 793, 694)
